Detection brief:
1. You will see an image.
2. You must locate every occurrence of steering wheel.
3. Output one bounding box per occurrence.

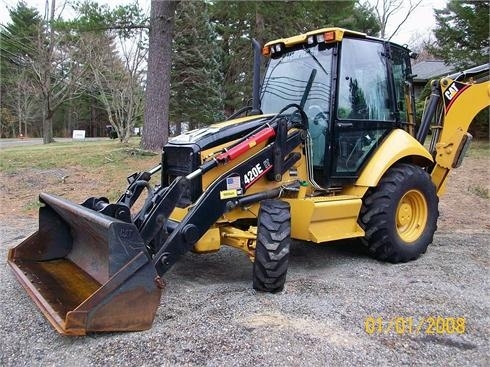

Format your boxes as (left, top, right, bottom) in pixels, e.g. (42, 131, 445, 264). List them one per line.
(313, 111, 328, 127)
(308, 105, 328, 139)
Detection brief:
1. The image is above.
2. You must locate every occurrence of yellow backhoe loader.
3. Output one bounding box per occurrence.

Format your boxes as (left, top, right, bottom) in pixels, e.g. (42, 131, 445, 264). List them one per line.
(8, 27, 489, 335)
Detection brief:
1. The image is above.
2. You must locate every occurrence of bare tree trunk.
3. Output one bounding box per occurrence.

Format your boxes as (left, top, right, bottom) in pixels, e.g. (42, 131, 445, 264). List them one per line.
(42, 0, 56, 144)
(175, 120, 182, 135)
(141, 0, 178, 151)
(42, 104, 54, 143)
(16, 94, 22, 137)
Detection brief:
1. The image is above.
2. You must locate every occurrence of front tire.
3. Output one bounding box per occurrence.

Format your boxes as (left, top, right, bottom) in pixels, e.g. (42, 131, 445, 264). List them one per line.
(360, 163, 439, 263)
(253, 200, 291, 292)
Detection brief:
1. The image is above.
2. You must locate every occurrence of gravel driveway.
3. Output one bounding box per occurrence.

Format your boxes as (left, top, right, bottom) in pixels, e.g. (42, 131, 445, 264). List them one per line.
(0, 219, 488, 367)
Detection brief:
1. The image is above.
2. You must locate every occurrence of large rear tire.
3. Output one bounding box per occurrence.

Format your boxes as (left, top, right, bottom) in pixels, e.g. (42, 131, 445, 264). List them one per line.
(360, 163, 439, 263)
(252, 200, 291, 292)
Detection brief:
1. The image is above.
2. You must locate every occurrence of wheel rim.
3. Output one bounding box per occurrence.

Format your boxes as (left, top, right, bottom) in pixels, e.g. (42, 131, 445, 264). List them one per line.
(396, 189, 428, 243)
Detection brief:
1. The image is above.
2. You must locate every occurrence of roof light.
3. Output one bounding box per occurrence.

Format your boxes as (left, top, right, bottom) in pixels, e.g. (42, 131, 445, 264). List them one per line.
(324, 31, 336, 42)
(262, 46, 271, 56)
(307, 36, 315, 45)
(316, 33, 325, 43)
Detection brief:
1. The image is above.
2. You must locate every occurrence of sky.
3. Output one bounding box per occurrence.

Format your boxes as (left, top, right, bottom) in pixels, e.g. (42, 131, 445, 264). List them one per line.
(0, 0, 448, 46)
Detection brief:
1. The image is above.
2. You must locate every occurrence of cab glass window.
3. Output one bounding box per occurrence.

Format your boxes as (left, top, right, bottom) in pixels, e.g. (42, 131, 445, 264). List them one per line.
(337, 39, 392, 121)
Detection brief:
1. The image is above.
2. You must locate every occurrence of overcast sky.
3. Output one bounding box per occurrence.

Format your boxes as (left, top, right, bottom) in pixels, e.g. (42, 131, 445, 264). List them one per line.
(0, 0, 447, 46)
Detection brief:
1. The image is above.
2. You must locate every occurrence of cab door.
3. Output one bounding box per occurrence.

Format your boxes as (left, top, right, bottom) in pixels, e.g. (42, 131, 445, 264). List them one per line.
(328, 38, 397, 185)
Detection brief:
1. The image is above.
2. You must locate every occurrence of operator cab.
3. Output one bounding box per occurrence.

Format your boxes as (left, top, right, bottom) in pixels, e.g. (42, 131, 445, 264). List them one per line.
(260, 28, 414, 188)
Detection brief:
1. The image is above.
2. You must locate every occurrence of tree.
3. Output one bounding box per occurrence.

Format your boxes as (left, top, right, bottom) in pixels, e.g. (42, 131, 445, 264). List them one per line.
(171, 0, 223, 133)
(430, 0, 489, 68)
(0, 107, 16, 138)
(82, 32, 146, 142)
(142, 0, 179, 151)
(72, 1, 148, 143)
(366, 0, 423, 40)
(0, 1, 43, 137)
(210, 1, 380, 115)
(429, 1, 489, 141)
(30, 0, 89, 143)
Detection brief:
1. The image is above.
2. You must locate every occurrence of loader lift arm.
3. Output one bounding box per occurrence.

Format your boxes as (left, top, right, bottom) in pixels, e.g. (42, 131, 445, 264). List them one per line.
(126, 105, 307, 275)
(91, 105, 307, 276)
(151, 124, 304, 276)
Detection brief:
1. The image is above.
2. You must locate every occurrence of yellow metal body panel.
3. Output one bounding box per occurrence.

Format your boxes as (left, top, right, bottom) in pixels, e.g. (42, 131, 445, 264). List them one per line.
(192, 228, 221, 253)
(285, 196, 364, 243)
(200, 139, 269, 190)
(210, 114, 274, 129)
(354, 129, 433, 187)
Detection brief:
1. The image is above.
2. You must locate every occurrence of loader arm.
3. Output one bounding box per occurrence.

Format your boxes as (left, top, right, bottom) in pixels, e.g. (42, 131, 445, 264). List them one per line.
(151, 124, 304, 276)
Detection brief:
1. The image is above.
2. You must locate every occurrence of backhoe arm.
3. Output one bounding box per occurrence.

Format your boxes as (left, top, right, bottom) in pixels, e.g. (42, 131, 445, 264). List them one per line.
(421, 64, 489, 194)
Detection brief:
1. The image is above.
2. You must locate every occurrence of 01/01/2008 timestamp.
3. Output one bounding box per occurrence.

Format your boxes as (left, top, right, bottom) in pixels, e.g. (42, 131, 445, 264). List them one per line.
(364, 316, 466, 335)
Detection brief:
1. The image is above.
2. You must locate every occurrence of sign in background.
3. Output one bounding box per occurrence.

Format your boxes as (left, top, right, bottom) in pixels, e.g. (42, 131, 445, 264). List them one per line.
(72, 130, 86, 140)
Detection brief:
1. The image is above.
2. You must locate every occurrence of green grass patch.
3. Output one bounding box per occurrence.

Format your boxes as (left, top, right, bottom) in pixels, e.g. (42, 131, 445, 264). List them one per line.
(0, 138, 158, 173)
(468, 184, 489, 199)
(23, 199, 43, 211)
(466, 140, 490, 158)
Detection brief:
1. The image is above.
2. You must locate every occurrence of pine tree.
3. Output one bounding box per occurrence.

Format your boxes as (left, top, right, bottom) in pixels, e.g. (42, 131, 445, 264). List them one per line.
(142, 0, 178, 151)
(0, 1, 43, 137)
(430, 0, 489, 68)
(171, 0, 224, 132)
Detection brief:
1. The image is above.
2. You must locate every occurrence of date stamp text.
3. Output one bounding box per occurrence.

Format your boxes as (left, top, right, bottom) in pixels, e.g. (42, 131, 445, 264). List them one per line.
(364, 316, 466, 335)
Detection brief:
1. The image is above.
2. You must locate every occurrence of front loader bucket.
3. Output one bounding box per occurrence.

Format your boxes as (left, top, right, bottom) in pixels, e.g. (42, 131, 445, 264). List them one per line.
(7, 193, 162, 335)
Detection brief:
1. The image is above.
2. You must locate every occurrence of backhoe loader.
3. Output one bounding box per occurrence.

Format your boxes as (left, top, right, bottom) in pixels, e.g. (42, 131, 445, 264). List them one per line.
(8, 27, 489, 335)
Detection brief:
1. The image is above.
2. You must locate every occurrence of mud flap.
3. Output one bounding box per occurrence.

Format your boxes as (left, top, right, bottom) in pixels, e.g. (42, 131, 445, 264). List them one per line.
(7, 193, 162, 335)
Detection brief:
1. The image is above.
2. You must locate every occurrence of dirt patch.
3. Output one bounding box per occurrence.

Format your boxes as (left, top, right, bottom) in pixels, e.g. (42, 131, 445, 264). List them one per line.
(437, 155, 489, 232)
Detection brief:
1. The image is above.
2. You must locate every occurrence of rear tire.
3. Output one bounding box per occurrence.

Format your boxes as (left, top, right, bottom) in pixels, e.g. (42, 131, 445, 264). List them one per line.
(252, 200, 291, 292)
(360, 163, 439, 263)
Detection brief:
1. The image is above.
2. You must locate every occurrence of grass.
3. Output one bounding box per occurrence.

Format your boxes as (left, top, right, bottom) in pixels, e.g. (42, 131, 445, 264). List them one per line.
(23, 199, 43, 212)
(0, 138, 162, 217)
(467, 184, 489, 199)
(466, 140, 490, 158)
(0, 138, 159, 172)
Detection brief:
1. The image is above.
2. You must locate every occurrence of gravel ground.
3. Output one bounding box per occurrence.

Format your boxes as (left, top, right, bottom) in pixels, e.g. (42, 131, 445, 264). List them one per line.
(0, 218, 488, 367)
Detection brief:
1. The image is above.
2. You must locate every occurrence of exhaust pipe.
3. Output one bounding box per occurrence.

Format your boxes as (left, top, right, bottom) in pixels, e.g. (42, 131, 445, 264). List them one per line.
(251, 38, 262, 115)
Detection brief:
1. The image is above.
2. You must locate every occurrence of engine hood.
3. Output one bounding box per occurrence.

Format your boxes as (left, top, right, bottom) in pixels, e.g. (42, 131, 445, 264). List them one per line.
(167, 114, 272, 151)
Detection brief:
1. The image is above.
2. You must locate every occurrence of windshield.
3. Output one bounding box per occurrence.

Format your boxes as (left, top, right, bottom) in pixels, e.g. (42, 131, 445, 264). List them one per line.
(261, 45, 333, 167)
(260, 46, 333, 119)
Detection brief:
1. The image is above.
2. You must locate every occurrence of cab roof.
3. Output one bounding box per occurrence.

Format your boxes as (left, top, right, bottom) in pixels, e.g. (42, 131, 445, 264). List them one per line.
(264, 27, 367, 48)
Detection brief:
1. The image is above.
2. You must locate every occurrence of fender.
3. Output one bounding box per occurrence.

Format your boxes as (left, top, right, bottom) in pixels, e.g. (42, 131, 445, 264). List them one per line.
(355, 129, 433, 187)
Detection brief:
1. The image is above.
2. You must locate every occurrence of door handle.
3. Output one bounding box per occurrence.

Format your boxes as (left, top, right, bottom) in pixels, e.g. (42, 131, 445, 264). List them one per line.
(336, 122, 353, 128)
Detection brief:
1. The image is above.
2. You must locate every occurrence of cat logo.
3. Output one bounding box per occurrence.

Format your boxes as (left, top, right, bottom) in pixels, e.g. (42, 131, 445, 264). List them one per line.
(444, 83, 459, 100)
(443, 81, 469, 112)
